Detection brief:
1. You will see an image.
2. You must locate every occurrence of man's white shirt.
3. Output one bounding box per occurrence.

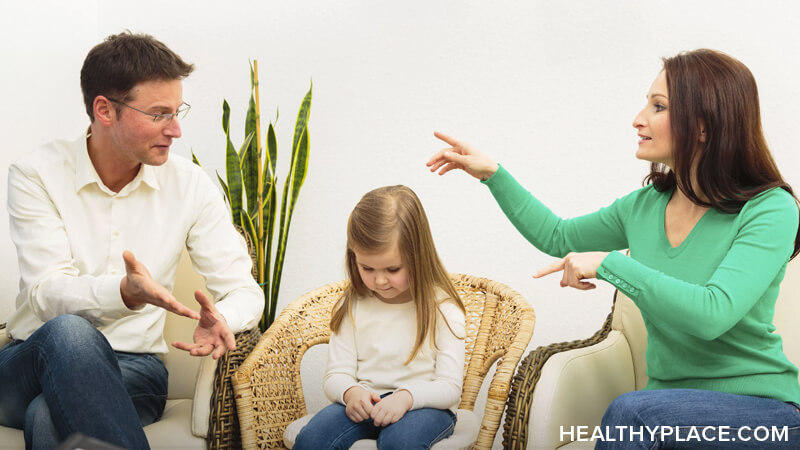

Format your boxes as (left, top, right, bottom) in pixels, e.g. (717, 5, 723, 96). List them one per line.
(5, 133, 264, 353)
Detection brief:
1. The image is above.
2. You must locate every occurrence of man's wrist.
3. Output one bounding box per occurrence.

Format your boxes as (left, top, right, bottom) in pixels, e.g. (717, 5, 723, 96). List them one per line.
(119, 277, 145, 310)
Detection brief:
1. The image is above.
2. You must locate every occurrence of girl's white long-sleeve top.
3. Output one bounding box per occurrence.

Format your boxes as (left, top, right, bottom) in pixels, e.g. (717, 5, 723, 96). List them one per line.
(323, 292, 466, 412)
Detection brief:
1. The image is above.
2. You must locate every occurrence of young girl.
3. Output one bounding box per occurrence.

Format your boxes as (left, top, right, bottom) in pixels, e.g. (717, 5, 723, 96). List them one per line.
(294, 185, 467, 450)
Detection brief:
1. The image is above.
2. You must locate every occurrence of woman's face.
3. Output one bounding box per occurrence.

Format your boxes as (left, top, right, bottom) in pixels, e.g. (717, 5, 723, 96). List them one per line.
(633, 70, 672, 166)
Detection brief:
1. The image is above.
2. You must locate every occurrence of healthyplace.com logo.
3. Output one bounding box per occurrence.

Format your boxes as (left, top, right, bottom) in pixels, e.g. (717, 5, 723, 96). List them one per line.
(560, 425, 790, 443)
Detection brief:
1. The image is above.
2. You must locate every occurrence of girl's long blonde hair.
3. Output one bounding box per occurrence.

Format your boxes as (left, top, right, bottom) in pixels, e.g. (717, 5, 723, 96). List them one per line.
(330, 185, 466, 364)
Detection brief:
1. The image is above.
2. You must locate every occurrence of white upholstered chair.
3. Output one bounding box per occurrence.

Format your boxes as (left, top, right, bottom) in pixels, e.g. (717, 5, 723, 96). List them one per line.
(503, 259, 800, 450)
(0, 250, 251, 450)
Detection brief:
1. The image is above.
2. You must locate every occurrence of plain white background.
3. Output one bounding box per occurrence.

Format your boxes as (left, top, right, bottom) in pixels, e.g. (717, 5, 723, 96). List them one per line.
(2, 1, 799, 447)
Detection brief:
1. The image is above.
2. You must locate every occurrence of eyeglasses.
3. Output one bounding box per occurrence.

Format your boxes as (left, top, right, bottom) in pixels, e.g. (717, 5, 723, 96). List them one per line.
(107, 98, 191, 124)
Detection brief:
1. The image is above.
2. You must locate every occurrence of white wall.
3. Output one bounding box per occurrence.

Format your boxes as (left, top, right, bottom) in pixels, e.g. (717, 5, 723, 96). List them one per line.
(2, 1, 799, 447)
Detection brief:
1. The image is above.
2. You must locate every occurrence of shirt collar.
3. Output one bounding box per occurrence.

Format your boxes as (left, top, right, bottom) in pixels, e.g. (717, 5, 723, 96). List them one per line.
(75, 132, 161, 194)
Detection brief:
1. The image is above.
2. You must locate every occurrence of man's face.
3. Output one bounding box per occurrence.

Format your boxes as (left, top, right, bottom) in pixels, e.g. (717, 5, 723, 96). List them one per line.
(109, 79, 184, 166)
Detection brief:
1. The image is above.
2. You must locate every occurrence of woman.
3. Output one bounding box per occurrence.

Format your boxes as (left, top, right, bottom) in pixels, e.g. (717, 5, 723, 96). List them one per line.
(427, 49, 800, 449)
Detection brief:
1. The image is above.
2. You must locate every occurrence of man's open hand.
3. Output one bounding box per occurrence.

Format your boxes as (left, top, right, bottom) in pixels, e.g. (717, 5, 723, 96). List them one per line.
(120, 250, 200, 320)
(172, 290, 236, 359)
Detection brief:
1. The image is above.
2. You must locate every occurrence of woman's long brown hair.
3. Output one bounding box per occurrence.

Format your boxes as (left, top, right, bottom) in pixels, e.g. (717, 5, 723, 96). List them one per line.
(645, 49, 800, 258)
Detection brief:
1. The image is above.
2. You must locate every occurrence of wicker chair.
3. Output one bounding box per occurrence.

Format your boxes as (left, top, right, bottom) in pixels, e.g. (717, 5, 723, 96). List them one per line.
(232, 274, 535, 449)
(503, 258, 800, 450)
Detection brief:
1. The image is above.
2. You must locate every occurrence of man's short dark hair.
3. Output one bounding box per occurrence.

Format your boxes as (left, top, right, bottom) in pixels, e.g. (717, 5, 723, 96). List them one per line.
(80, 31, 194, 121)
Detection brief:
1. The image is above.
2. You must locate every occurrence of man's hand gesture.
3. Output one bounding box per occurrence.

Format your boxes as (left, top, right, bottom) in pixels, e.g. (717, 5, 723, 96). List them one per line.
(172, 290, 236, 359)
(120, 250, 200, 320)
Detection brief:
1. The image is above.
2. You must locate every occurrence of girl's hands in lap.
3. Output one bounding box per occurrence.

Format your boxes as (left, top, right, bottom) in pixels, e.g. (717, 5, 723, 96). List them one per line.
(343, 386, 382, 423)
(370, 390, 413, 427)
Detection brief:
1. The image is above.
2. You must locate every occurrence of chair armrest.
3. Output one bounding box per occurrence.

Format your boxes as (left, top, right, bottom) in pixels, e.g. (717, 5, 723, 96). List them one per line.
(472, 279, 536, 450)
(507, 330, 636, 450)
(532, 330, 635, 448)
(191, 350, 218, 437)
(203, 328, 262, 449)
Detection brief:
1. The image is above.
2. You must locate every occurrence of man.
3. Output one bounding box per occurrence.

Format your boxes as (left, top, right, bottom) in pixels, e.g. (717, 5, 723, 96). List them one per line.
(0, 32, 263, 449)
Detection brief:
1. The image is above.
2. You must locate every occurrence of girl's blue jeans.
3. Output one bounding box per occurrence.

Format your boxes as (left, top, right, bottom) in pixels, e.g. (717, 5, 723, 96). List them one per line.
(594, 388, 800, 449)
(0, 314, 168, 450)
(294, 396, 456, 450)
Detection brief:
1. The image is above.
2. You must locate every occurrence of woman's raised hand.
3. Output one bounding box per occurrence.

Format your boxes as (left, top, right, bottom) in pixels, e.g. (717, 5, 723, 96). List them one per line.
(427, 132, 499, 181)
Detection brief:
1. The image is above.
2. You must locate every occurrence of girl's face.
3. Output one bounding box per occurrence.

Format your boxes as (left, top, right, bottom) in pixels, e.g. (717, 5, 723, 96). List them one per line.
(353, 243, 411, 304)
(633, 70, 673, 167)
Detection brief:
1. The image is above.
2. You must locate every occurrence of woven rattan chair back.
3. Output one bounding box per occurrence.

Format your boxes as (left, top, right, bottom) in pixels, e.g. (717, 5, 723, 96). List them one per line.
(233, 274, 535, 449)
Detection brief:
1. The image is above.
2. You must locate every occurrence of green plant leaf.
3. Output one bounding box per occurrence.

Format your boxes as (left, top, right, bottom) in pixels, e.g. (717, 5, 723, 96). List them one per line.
(288, 128, 310, 213)
(290, 83, 313, 161)
(261, 180, 277, 324)
(271, 85, 312, 321)
(191, 150, 201, 167)
(271, 126, 310, 324)
(225, 118, 244, 228)
(241, 208, 258, 261)
(264, 122, 277, 186)
(222, 100, 231, 135)
(215, 170, 231, 209)
(243, 95, 259, 217)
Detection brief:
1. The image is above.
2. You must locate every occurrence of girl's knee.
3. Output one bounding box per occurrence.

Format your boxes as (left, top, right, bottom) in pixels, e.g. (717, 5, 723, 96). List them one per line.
(294, 429, 337, 450)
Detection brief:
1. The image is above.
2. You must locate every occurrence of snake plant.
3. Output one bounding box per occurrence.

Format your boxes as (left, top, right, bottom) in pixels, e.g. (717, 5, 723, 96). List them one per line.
(194, 61, 312, 331)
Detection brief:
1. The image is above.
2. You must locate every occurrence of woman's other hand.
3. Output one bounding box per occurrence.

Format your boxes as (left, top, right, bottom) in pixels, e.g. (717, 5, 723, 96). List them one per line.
(427, 131, 499, 181)
(534, 252, 610, 290)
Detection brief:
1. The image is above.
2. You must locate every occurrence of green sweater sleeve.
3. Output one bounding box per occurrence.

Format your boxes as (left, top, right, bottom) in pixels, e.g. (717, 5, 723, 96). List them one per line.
(482, 164, 630, 257)
(598, 189, 798, 341)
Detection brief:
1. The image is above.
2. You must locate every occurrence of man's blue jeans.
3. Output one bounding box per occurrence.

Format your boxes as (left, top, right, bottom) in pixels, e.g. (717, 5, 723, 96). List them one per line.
(294, 399, 456, 450)
(595, 389, 800, 449)
(0, 315, 168, 450)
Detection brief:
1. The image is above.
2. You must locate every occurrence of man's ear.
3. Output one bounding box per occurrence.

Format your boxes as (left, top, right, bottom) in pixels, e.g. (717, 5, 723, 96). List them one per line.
(93, 96, 115, 126)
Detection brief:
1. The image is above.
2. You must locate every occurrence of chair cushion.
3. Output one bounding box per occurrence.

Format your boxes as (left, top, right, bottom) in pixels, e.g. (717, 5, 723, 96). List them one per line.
(0, 424, 24, 449)
(144, 399, 206, 449)
(0, 399, 203, 449)
(284, 408, 479, 449)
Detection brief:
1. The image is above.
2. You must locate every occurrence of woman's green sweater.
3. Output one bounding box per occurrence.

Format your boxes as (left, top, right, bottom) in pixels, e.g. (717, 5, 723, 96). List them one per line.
(483, 165, 800, 403)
